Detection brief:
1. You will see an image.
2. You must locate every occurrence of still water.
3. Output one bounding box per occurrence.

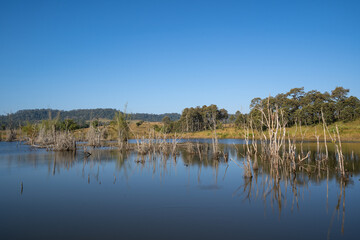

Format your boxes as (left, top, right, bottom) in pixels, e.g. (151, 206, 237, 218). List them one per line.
(0, 141, 359, 240)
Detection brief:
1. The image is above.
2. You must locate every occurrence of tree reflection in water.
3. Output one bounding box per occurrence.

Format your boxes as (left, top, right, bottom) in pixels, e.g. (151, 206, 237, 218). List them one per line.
(4, 141, 359, 239)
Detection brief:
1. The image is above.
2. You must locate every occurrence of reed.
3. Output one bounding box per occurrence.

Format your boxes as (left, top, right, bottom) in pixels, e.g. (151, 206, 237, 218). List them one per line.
(5, 128, 16, 142)
(233, 99, 350, 180)
(111, 106, 130, 150)
(53, 131, 76, 151)
(87, 120, 102, 147)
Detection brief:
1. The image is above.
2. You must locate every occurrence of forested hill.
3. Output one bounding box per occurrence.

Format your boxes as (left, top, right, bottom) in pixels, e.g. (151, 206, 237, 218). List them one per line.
(0, 108, 181, 127)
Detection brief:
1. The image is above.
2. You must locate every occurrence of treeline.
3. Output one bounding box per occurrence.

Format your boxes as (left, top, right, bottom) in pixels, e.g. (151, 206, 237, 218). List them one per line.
(238, 86, 360, 128)
(160, 87, 360, 133)
(0, 108, 180, 129)
(1, 87, 359, 133)
(160, 105, 228, 133)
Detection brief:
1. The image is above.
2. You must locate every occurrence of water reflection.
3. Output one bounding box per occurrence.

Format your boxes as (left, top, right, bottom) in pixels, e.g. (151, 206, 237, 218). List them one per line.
(0, 141, 359, 240)
(2, 142, 359, 187)
(328, 179, 347, 239)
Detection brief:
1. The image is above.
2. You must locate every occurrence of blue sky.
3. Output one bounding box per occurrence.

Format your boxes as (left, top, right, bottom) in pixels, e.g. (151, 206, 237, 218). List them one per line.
(0, 0, 359, 114)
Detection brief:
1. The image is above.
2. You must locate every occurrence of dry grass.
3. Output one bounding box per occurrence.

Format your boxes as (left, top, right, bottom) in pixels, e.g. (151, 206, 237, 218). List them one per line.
(286, 119, 360, 141)
(170, 120, 360, 141)
(1, 119, 360, 142)
(71, 121, 161, 141)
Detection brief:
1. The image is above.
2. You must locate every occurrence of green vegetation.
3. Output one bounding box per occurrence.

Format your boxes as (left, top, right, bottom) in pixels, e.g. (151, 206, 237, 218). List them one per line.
(1, 86, 360, 142)
(0, 108, 180, 127)
(150, 87, 360, 138)
(110, 109, 130, 149)
(136, 120, 144, 127)
(177, 105, 228, 132)
(235, 87, 360, 129)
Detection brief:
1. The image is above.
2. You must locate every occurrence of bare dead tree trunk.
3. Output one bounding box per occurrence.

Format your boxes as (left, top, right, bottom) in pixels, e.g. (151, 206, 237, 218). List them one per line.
(321, 110, 328, 160)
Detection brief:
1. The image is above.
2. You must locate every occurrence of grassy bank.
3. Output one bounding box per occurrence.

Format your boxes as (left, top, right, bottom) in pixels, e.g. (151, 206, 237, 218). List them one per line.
(178, 120, 360, 141)
(1, 119, 360, 142)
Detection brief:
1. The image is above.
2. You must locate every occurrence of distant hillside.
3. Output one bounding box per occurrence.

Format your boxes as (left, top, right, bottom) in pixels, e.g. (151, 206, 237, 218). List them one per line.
(0, 109, 180, 128)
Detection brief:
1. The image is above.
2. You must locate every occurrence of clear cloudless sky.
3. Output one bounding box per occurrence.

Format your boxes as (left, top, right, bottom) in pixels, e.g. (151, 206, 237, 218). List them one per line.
(0, 0, 359, 114)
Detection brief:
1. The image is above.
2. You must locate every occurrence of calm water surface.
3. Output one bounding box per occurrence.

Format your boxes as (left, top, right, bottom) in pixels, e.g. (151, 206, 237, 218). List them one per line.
(0, 141, 360, 240)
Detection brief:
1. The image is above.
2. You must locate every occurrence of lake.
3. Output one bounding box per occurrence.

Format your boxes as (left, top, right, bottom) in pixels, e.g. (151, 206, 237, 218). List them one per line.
(0, 140, 359, 240)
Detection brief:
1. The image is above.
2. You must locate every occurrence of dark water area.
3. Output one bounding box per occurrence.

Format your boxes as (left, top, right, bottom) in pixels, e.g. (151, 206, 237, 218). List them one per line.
(128, 138, 247, 144)
(1, 141, 360, 240)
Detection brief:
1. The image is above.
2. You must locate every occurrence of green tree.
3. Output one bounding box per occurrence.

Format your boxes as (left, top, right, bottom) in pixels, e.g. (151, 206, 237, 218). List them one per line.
(331, 87, 349, 102)
(110, 108, 130, 149)
(162, 116, 173, 133)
